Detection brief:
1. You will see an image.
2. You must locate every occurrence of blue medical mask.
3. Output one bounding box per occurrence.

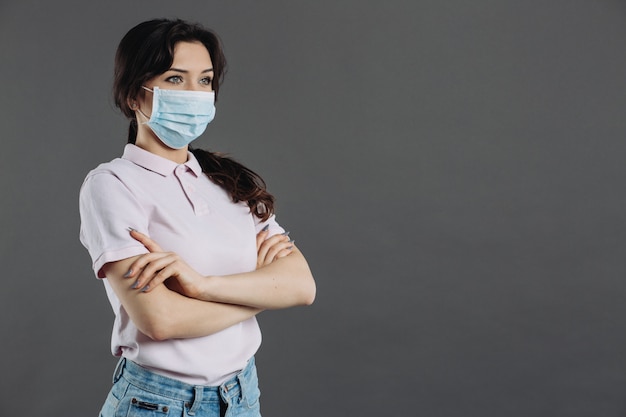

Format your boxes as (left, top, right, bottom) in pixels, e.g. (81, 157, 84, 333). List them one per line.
(139, 86, 216, 149)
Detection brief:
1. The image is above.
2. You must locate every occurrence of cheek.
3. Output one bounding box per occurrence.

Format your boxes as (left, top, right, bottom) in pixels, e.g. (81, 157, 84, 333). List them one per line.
(137, 93, 154, 116)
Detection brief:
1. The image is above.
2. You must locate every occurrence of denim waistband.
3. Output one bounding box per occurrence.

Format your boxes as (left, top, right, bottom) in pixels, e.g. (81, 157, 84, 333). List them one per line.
(113, 356, 256, 415)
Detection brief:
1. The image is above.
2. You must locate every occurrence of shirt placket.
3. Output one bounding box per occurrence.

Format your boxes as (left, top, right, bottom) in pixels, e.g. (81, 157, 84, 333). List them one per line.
(174, 165, 211, 216)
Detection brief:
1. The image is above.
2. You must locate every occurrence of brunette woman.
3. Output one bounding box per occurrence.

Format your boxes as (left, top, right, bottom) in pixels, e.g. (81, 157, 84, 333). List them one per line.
(79, 18, 315, 417)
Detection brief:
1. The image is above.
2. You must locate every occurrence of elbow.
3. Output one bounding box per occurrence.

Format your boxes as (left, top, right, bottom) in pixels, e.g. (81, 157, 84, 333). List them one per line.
(137, 317, 176, 341)
(140, 325, 168, 342)
(301, 292, 315, 306)
(295, 256, 316, 306)
(299, 278, 316, 306)
(277, 275, 315, 308)
(145, 327, 171, 342)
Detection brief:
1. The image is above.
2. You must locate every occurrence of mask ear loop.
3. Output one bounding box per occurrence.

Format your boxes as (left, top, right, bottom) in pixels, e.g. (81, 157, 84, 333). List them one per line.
(133, 86, 154, 123)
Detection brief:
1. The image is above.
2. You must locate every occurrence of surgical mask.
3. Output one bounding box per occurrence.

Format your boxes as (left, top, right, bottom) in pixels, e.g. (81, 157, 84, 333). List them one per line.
(138, 86, 216, 149)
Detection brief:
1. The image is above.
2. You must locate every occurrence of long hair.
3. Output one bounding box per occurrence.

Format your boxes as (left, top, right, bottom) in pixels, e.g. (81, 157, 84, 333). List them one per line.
(112, 18, 274, 220)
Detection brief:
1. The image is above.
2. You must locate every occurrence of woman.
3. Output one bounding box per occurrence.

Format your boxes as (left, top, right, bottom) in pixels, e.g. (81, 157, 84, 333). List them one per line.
(79, 18, 316, 417)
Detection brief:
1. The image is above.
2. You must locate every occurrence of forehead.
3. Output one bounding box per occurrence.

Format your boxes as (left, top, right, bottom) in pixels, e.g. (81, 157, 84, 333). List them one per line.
(171, 41, 212, 66)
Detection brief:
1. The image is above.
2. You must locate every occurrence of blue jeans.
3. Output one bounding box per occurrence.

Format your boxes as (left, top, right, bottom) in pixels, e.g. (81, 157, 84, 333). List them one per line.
(99, 357, 261, 417)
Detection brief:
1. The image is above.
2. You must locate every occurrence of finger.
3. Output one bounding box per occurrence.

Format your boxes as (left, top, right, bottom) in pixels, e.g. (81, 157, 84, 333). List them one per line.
(260, 239, 293, 266)
(126, 252, 171, 278)
(275, 246, 295, 259)
(129, 228, 164, 252)
(263, 242, 292, 265)
(139, 263, 178, 293)
(142, 261, 201, 297)
(134, 254, 178, 289)
(255, 225, 270, 251)
(132, 254, 178, 290)
(257, 234, 289, 265)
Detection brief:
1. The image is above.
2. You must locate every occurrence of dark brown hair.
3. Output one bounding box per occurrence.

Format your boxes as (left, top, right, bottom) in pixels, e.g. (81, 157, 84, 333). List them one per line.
(113, 18, 274, 220)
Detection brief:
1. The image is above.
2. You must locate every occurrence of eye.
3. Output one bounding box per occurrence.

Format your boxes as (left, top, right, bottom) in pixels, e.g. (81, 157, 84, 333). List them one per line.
(165, 75, 183, 84)
(199, 77, 213, 86)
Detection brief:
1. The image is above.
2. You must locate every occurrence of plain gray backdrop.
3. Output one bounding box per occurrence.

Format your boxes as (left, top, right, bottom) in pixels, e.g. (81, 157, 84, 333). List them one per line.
(2, 1, 626, 416)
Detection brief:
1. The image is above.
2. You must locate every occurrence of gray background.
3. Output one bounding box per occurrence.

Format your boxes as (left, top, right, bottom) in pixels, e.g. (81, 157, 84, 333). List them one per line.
(1, 1, 626, 416)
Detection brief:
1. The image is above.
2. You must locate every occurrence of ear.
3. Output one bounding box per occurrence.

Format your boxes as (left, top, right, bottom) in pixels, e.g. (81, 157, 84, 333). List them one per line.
(128, 98, 138, 110)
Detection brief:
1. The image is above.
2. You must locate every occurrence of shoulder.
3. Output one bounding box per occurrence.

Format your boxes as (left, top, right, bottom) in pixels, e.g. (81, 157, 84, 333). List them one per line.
(79, 158, 150, 222)
(81, 157, 144, 187)
(80, 158, 141, 201)
(84, 157, 136, 180)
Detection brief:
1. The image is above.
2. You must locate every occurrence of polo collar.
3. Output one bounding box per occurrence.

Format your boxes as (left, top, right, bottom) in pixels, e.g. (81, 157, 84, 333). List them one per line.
(122, 144, 203, 177)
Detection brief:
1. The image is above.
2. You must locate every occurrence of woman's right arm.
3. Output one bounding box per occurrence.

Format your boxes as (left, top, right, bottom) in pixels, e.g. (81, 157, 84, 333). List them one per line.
(81, 173, 263, 341)
(102, 256, 262, 341)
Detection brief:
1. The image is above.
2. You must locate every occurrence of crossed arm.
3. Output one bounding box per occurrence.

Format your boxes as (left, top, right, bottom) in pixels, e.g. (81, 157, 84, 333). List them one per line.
(102, 229, 316, 341)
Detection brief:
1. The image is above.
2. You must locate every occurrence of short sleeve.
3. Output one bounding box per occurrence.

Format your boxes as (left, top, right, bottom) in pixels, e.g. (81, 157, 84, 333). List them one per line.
(79, 171, 150, 278)
(254, 213, 286, 238)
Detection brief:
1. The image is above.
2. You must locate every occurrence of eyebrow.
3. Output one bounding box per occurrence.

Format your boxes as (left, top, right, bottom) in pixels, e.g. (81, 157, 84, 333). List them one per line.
(167, 67, 214, 73)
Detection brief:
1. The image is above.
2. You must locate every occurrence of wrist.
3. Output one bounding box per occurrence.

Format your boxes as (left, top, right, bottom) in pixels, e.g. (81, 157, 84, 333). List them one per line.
(195, 275, 219, 301)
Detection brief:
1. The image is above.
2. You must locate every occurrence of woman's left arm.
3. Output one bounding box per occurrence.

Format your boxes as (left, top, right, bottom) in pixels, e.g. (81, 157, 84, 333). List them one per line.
(130, 230, 316, 310)
(201, 245, 316, 309)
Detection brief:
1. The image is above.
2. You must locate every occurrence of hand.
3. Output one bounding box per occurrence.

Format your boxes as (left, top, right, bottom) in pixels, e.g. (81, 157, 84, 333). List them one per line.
(125, 229, 204, 298)
(255, 227, 294, 269)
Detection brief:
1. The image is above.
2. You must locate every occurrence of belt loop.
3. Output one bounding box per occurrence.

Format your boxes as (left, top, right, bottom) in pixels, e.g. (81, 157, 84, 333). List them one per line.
(236, 357, 253, 402)
(236, 372, 246, 402)
(187, 386, 203, 415)
(112, 357, 126, 384)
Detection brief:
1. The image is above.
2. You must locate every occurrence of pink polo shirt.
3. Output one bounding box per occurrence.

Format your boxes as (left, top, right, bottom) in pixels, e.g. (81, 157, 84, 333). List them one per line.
(79, 144, 284, 385)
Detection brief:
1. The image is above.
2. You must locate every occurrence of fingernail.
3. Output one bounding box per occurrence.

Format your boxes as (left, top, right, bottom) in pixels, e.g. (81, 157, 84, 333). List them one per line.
(141, 285, 150, 292)
(288, 238, 295, 243)
(287, 245, 293, 250)
(123, 269, 132, 278)
(127, 227, 136, 232)
(132, 281, 140, 289)
(281, 231, 290, 236)
(261, 225, 269, 232)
